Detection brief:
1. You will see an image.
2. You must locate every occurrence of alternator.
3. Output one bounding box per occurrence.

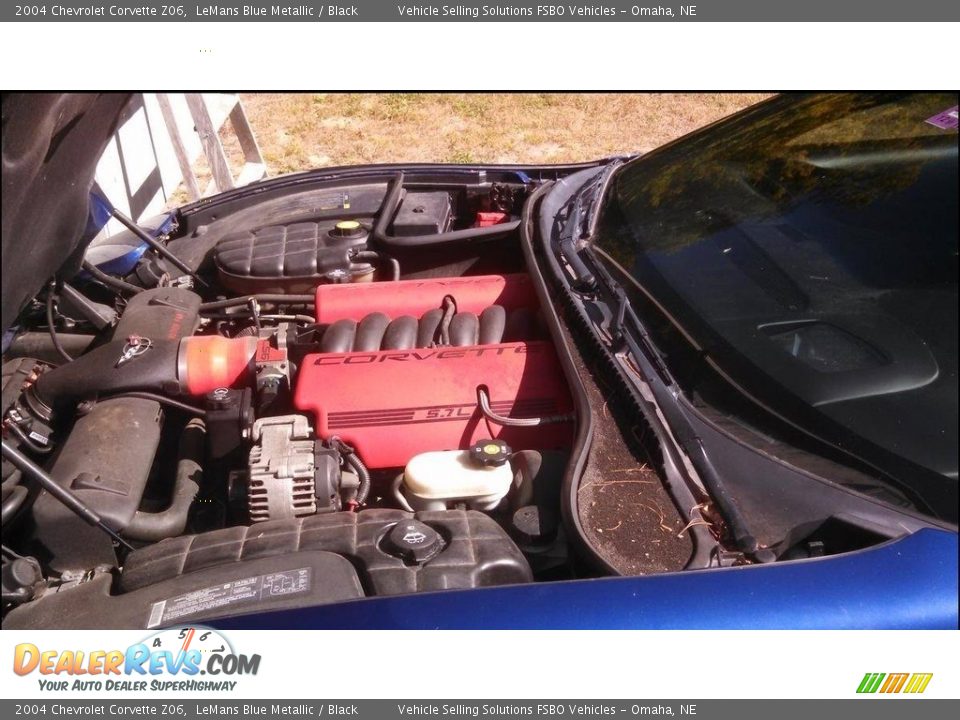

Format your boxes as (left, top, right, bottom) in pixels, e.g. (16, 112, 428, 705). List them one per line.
(247, 415, 317, 522)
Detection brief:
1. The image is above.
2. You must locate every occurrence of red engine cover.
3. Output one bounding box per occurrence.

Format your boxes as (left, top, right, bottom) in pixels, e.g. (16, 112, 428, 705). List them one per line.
(314, 273, 537, 324)
(298, 273, 574, 468)
(295, 341, 573, 469)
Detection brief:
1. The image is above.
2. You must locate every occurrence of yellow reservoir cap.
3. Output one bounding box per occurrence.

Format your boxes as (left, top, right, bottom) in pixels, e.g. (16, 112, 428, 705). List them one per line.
(329, 219, 366, 240)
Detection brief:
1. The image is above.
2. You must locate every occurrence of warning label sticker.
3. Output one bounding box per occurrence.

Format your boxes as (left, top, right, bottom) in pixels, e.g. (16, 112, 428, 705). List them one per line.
(147, 567, 311, 628)
(313, 191, 350, 210)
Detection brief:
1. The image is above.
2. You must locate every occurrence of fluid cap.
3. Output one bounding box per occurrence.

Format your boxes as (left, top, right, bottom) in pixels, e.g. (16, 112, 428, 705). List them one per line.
(469, 438, 512, 467)
(329, 220, 366, 240)
(385, 520, 444, 563)
(5, 558, 42, 588)
(511, 505, 559, 546)
(206, 387, 238, 411)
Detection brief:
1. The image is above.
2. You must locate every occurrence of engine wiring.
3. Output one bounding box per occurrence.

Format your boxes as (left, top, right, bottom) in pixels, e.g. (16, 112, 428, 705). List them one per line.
(44, 283, 74, 363)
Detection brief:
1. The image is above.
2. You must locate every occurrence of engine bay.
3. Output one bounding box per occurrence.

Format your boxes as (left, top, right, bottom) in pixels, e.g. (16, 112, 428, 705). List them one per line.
(1, 169, 702, 628)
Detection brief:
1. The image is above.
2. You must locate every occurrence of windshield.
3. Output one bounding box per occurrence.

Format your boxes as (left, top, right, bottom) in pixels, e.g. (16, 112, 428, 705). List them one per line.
(593, 92, 958, 521)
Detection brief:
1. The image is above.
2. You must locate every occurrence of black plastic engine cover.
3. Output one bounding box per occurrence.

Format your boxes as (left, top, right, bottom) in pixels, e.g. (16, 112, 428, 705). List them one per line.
(214, 221, 370, 293)
(4, 551, 362, 629)
(121, 509, 532, 596)
(113, 286, 201, 340)
(30, 397, 163, 572)
(392, 192, 452, 236)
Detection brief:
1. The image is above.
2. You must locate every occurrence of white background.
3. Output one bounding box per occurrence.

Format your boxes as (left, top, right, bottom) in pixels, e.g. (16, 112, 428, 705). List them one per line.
(0, 22, 957, 90)
(1, 16, 958, 703)
(2, 629, 958, 698)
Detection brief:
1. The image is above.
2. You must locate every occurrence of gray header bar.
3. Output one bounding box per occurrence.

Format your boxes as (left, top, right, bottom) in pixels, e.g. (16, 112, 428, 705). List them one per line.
(0, 700, 957, 720)
(3, 0, 960, 22)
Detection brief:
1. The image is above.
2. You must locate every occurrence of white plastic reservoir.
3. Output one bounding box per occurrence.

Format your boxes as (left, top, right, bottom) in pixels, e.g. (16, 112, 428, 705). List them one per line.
(402, 449, 514, 511)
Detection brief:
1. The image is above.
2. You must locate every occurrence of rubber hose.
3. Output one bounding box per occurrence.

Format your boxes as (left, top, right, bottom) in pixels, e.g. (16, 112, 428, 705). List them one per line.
(390, 473, 415, 513)
(520, 181, 616, 574)
(257, 314, 316, 324)
(351, 250, 401, 282)
(438, 296, 457, 345)
(477, 386, 574, 427)
(81, 260, 144, 295)
(6, 332, 96, 364)
(372, 172, 521, 249)
(45, 289, 74, 363)
(110, 209, 204, 286)
(1, 485, 29, 526)
(200, 294, 314, 312)
(123, 419, 205, 542)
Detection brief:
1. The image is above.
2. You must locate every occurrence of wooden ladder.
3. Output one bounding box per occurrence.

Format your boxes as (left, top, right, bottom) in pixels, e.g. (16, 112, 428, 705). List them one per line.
(156, 93, 266, 201)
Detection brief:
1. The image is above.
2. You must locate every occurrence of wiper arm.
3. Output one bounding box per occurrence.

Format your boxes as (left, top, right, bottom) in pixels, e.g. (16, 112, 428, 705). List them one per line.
(582, 160, 622, 237)
(559, 194, 597, 292)
(587, 268, 765, 557)
(557, 161, 623, 292)
(603, 275, 673, 386)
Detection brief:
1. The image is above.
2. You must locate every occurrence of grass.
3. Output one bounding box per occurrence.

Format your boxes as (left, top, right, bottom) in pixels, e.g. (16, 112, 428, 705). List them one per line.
(178, 93, 770, 203)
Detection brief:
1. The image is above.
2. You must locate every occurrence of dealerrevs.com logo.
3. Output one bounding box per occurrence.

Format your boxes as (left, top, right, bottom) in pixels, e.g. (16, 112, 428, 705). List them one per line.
(13, 627, 260, 692)
(857, 673, 933, 694)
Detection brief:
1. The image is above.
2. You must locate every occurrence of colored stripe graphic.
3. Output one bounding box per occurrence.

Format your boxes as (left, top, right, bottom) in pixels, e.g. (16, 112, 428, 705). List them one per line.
(904, 673, 933, 694)
(857, 673, 885, 693)
(880, 673, 909, 693)
(857, 672, 932, 694)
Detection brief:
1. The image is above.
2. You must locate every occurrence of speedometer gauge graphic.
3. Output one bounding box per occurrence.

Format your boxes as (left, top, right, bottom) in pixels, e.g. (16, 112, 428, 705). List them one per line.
(141, 626, 235, 657)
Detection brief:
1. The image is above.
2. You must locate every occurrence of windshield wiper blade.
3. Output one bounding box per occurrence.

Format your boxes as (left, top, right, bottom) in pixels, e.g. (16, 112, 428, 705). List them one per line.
(582, 160, 622, 238)
(557, 161, 623, 292)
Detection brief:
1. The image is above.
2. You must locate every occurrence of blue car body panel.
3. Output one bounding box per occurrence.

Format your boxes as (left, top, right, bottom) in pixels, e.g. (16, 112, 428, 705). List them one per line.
(214, 528, 958, 630)
(80, 190, 178, 277)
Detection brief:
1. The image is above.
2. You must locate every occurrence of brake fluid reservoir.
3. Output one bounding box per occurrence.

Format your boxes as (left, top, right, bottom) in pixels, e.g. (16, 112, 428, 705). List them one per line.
(402, 443, 513, 511)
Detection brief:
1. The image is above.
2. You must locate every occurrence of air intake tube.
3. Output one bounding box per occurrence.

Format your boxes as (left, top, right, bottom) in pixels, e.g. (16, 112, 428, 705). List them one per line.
(27, 336, 260, 420)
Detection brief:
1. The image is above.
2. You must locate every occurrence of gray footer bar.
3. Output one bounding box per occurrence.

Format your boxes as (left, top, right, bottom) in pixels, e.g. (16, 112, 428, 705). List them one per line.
(2, 1, 960, 23)
(2, 700, 957, 719)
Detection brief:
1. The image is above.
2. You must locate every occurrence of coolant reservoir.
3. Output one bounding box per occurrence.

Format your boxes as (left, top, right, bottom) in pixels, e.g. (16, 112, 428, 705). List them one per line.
(402, 445, 514, 511)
